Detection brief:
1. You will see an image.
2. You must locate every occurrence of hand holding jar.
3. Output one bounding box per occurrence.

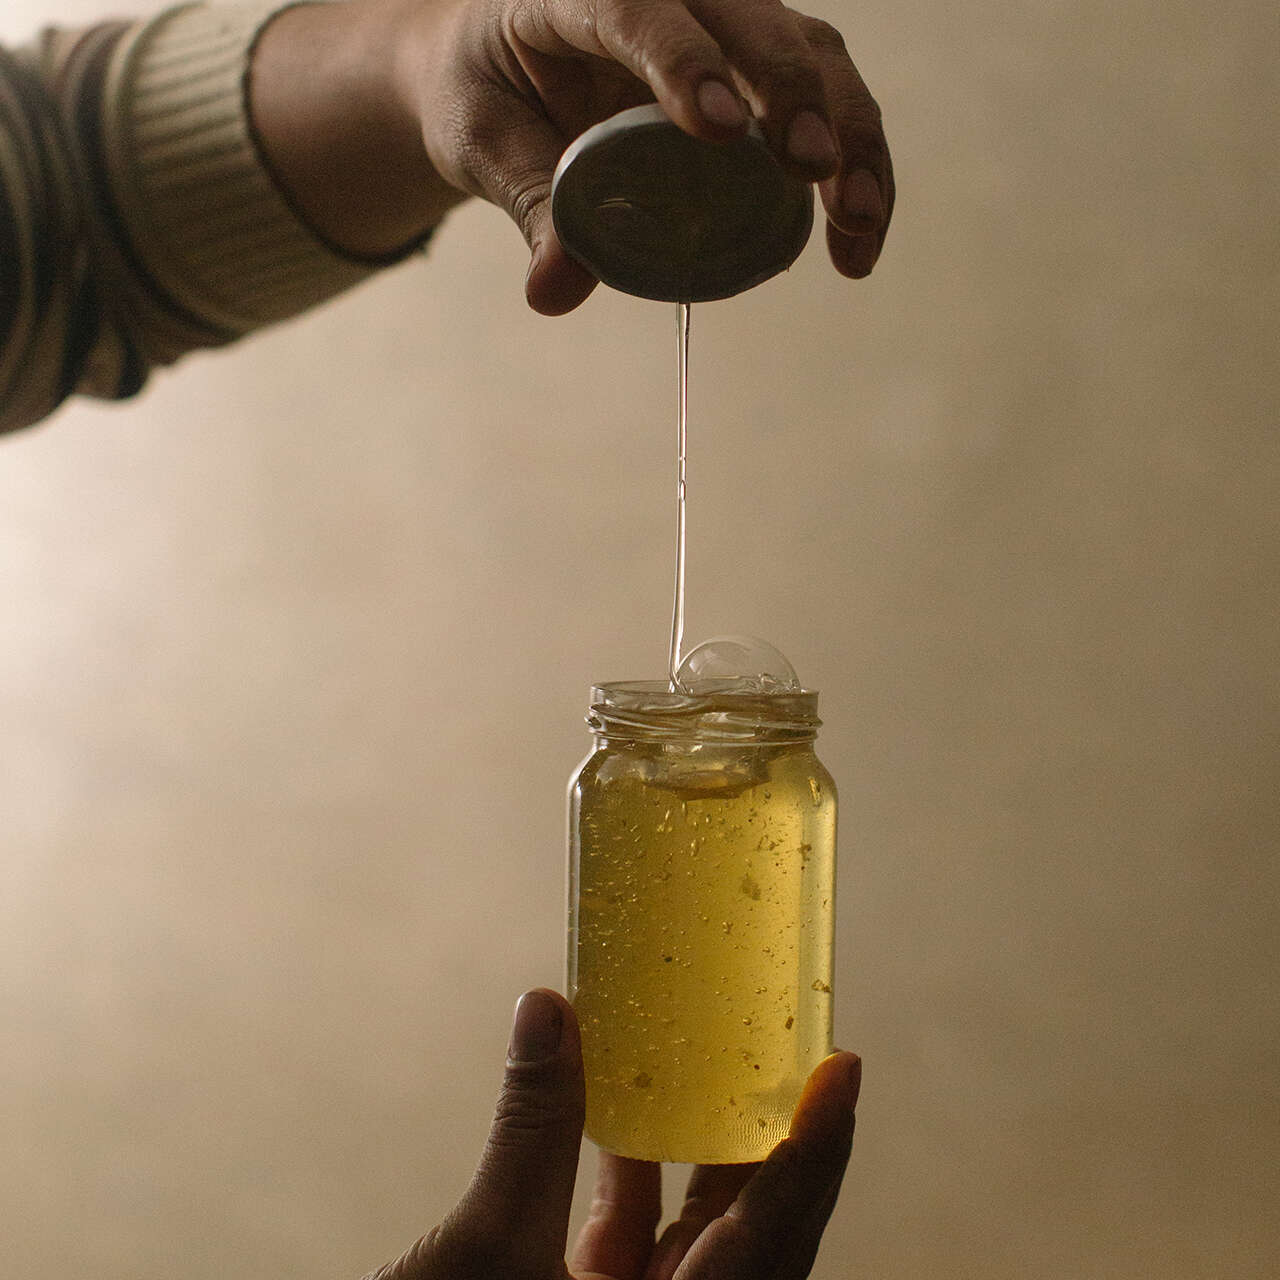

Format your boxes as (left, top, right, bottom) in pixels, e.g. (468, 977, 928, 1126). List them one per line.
(364, 990, 860, 1280)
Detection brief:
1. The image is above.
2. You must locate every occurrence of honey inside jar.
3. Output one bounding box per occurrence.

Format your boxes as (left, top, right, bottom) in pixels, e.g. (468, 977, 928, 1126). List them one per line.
(568, 683, 836, 1164)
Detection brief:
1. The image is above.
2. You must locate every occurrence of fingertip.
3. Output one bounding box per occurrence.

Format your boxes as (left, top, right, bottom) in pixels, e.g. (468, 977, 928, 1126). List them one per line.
(526, 237, 599, 315)
(514, 988, 586, 1059)
(784, 109, 840, 178)
(788, 1049, 861, 1148)
(821, 167, 884, 237)
(840, 1050, 862, 1108)
(826, 220, 881, 279)
(509, 988, 581, 1064)
(694, 77, 750, 138)
(508, 990, 563, 1063)
(818, 1049, 862, 1107)
(520, 985, 576, 1022)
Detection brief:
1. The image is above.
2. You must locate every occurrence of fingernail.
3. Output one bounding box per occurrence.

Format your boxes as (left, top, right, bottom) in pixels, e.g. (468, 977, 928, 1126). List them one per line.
(525, 241, 544, 289)
(509, 990, 563, 1063)
(846, 1052, 862, 1109)
(787, 110, 838, 170)
(840, 231, 879, 278)
(697, 78, 747, 129)
(842, 169, 883, 233)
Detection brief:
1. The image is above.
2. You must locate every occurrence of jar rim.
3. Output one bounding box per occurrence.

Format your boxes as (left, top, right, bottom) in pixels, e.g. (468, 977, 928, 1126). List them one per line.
(588, 680, 821, 743)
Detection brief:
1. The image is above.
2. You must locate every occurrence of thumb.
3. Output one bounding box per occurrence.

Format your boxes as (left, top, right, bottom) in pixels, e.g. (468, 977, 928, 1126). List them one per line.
(437, 989, 585, 1272)
(451, 99, 597, 315)
(525, 230, 600, 317)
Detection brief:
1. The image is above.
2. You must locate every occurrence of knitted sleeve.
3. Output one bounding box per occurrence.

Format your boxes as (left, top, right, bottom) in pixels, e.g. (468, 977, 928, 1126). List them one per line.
(0, 3, 398, 435)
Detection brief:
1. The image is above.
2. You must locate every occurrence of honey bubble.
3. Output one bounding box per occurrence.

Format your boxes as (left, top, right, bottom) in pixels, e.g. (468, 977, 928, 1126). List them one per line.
(675, 635, 800, 695)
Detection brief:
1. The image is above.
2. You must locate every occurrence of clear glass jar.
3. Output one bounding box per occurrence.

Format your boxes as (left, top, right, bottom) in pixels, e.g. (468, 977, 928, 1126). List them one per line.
(567, 681, 837, 1163)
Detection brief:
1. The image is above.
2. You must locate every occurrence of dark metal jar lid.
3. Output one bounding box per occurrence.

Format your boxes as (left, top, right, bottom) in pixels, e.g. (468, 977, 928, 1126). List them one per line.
(551, 104, 814, 303)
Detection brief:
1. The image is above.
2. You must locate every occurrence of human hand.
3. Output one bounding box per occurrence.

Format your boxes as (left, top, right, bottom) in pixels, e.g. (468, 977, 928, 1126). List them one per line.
(365, 988, 860, 1280)
(250, 0, 892, 311)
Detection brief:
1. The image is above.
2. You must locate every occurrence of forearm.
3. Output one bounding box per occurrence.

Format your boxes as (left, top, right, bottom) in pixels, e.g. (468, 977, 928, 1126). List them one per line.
(1, 2, 462, 436)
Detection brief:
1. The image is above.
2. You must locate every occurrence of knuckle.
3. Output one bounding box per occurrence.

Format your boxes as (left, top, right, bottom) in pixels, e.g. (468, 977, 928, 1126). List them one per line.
(658, 41, 723, 86)
(797, 14, 848, 57)
(595, 0, 661, 46)
(755, 53, 826, 106)
(841, 115, 886, 158)
(506, 171, 552, 241)
(854, 89, 885, 129)
(712, 1210, 782, 1272)
(490, 1063, 581, 1136)
(784, 1126, 852, 1183)
(827, 81, 887, 153)
(587, 1191, 663, 1239)
(597, 0, 718, 81)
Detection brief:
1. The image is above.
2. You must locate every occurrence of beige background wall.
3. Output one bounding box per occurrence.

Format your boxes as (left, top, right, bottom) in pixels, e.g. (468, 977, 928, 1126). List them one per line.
(2, 1, 1276, 1276)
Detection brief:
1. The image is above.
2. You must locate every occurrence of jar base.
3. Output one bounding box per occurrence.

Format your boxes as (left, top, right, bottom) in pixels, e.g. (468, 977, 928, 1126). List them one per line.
(586, 1105, 792, 1166)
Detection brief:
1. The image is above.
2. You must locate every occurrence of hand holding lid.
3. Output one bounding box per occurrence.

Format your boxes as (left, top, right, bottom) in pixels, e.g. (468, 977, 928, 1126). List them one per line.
(382, 0, 892, 312)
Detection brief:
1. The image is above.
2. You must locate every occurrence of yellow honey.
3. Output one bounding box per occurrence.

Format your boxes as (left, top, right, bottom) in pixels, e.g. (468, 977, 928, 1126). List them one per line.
(568, 682, 836, 1163)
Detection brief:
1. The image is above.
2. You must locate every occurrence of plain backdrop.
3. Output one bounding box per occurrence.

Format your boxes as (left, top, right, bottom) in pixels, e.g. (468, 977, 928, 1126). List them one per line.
(2, 1, 1277, 1276)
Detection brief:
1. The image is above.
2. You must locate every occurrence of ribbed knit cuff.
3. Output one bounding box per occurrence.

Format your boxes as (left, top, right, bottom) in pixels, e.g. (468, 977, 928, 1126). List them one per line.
(100, 2, 380, 335)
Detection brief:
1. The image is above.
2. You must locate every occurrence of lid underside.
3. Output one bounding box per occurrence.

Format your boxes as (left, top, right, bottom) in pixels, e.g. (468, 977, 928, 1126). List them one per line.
(551, 107, 814, 303)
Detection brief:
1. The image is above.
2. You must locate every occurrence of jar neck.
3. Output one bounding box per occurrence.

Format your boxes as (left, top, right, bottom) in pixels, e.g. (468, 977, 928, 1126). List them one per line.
(587, 681, 821, 746)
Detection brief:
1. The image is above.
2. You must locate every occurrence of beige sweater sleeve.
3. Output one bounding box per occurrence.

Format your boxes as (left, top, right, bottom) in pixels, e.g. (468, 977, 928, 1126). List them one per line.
(0, 3, 411, 434)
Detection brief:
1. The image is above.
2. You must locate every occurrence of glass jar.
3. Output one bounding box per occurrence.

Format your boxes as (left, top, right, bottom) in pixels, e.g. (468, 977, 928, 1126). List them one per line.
(567, 681, 837, 1164)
